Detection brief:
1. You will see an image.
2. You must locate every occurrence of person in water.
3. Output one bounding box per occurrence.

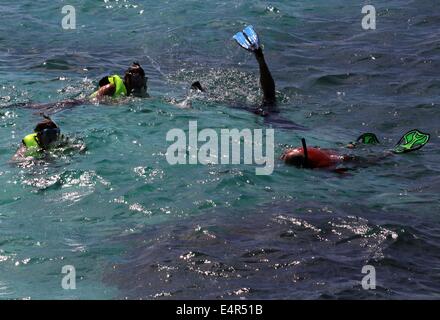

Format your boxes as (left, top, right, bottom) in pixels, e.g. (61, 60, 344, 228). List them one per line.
(90, 62, 148, 99)
(8, 62, 149, 113)
(170, 26, 276, 113)
(281, 130, 431, 171)
(182, 25, 304, 130)
(91, 29, 276, 109)
(12, 116, 65, 160)
(177, 26, 278, 111)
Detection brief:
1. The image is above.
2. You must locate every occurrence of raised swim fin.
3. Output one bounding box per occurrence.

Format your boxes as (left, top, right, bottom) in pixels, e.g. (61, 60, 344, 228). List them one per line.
(243, 26, 260, 50)
(233, 25, 260, 51)
(392, 129, 430, 154)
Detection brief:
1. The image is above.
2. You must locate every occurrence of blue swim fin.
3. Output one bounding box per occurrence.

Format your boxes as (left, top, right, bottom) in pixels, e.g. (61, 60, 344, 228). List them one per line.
(243, 25, 260, 50)
(233, 25, 260, 51)
(233, 31, 252, 51)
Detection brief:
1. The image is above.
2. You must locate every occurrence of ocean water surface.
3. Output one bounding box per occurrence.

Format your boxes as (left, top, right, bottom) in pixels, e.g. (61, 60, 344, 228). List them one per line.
(0, 0, 439, 299)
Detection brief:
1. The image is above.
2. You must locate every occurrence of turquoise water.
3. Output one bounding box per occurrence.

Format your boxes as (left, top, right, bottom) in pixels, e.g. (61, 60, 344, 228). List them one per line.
(1, 0, 440, 299)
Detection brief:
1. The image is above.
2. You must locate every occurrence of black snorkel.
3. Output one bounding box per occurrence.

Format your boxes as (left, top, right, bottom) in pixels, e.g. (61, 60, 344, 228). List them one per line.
(301, 138, 310, 169)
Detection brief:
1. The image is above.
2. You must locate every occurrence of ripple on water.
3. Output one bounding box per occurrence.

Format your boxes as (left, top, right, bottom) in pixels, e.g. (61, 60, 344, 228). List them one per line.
(102, 200, 416, 299)
(21, 170, 109, 190)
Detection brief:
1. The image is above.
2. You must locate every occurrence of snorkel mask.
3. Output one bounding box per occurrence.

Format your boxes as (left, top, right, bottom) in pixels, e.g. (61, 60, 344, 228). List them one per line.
(37, 128, 60, 149)
(34, 115, 61, 149)
(125, 62, 148, 97)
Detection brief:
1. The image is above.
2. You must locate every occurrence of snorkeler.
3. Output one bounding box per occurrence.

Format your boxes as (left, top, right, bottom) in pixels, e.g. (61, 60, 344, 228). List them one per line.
(233, 25, 276, 112)
(7, 62, 149, 113)
(12, 116, 62, 160)
(90, 62, 148, 99)
(9, 28, 279, 119)
(171, 25, 276, 112)
(179, 25, 303, 129)
(281, 130, 431, 171)
(11, 115, 86, 162)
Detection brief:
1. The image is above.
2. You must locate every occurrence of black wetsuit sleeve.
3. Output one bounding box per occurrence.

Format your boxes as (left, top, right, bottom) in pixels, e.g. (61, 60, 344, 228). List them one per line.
(254, 48, 276, 107)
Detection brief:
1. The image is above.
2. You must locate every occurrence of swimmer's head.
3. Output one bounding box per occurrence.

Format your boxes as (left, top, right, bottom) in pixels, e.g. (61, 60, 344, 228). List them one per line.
(282, 152, 308, 168)
(124, 62, 148, 97)
(281, 144, 314, 168)
(190, 81, 205, 92)
(34, 116, 60, 149)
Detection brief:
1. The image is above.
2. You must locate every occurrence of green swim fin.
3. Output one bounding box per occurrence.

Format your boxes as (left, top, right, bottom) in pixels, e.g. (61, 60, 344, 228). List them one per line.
(392, 129, 430, 154)
(356, 133, 380, 145)
(348, 132, 379, 148)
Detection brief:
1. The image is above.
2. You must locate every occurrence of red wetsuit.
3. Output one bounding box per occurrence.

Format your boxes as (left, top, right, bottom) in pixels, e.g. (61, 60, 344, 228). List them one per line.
(282, 147, 347, 169)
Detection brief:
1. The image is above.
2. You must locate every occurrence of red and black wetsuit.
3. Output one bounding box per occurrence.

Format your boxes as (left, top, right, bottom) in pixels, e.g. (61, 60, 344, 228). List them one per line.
(282, 147, 349, 169)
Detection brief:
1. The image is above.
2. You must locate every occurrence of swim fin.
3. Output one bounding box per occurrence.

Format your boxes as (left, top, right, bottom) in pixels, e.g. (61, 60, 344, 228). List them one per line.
(356, 133, 380, 145)
(233, 25, 260, 51)
(392, 129, 430, 154)
(347, 132, 379, 148)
